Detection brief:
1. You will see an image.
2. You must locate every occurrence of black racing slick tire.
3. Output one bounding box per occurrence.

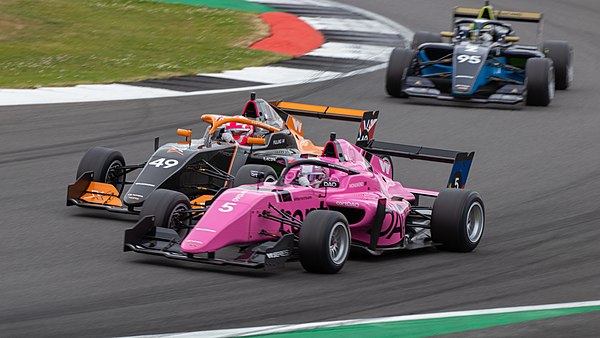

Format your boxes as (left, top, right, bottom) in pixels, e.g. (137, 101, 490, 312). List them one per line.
(140, 189, 191, 238)
(542, 40, 573, 90)
(431, 189, 485, 252)
(76, 146, 126, 193)
(299, 210, 350, 274)
(411, 31, 442, 49)
(233, 164, 277, 187)
(525, 58, 554, 107)
(386, 48, 415, 98)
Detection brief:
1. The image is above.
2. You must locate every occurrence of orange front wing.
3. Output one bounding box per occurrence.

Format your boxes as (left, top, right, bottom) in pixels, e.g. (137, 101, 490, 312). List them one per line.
(79, 181, 123, 207)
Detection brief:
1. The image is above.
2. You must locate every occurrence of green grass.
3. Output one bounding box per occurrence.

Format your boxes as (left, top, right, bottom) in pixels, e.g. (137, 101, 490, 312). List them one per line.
(0, 0, 289, 88)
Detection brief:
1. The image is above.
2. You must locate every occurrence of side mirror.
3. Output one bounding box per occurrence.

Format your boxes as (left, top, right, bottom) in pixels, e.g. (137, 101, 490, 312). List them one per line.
(246, 137, 266, 145)
(177, 128, 192, 145)
(177, 129, 192, 138)
(249, 170, 265, 179)
(504, 36, 520, 42)
(440, 31, 455, 38)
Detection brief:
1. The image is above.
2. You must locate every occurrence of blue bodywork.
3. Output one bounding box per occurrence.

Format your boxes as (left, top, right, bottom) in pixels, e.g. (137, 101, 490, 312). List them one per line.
(418, 46, 525, 96)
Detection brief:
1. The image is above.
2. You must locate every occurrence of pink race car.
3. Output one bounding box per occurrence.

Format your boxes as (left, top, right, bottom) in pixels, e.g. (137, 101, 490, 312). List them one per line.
(124, 112, 483, 273)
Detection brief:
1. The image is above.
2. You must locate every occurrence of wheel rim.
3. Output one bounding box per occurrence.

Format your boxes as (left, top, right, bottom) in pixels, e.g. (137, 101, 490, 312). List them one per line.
(466, 202, 484, 243)
(105, 160, 125, 192)
(169, 202, 190, 237)
(329, 222, 349, 265)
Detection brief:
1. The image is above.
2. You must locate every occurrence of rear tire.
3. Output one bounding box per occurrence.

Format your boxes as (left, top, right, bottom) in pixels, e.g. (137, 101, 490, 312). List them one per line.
(386, 48, 415, 98)
(233, 164, 277, 187)
(140, 189, 191, 237)
(76, 147, 126, 193)
(525, 58, 554, 106)
(542, 40, 572, 90)
(299, 210, 350, 274)
(411, 31, 442, 49)
(431, 189, 485, 252)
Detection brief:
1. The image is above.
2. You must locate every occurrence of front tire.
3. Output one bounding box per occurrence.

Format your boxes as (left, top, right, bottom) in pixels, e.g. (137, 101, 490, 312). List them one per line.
(386, 48, 416, 98)
(525, 58, 554, 106)
(299, 210, 350, 274)
(233, 164, 277, 187)
(140, 189, 191, 238)
(76, 147, 126, 193)
(431, 189, 485, 252)
(542, 40, 572, 90)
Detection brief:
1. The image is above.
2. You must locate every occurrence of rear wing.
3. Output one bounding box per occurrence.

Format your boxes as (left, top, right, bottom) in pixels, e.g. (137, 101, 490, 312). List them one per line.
(358, 137, 475, 189)
(453, 2, 544, 43)
(453, 7, 543, 23)
(269, 100, 376, 138)
(270, 101, 367, 122)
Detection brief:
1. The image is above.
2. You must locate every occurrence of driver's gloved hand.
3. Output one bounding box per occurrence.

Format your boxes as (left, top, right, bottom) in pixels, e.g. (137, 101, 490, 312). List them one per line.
(222, 132, 235, 143)
(298, 176, 310, 187)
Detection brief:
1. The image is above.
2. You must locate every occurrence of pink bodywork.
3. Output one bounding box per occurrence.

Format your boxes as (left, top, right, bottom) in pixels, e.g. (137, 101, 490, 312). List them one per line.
(180, 139, 439, 254)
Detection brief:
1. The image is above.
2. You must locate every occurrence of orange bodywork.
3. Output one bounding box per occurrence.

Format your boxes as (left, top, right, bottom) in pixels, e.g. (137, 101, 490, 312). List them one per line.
(246, 137, 266, 145)
(201, 101, 367, 157)
(225, 145, 238, 186)
(190, 195, 213, 208)
(201, 113, 322, 155)
(285, 114, 304, 137)
(296, 137, 323, 156)
(202, 115, 280, 135)
(80, 182, 122, 207)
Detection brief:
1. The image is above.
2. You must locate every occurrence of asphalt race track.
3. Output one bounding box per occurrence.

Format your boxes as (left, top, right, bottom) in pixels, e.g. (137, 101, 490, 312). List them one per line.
(2, 0, 600, 336)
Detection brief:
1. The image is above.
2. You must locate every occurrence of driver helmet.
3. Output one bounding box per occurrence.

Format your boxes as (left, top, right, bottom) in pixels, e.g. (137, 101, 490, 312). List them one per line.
(298, 165, 327, 187)
(467, 21, 478, 40)
(470, 20, 495, 42)
(469, 29, 479, 41)
(481, 25, 496, 42)
(223, 119, 254, 145)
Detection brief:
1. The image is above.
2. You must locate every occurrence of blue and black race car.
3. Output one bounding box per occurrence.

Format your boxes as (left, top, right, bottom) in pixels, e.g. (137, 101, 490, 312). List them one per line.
(386, 2, 572, 106)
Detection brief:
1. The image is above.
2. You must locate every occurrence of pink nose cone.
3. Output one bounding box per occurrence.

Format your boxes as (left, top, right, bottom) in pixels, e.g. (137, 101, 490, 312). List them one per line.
(180, 198, 253, 254)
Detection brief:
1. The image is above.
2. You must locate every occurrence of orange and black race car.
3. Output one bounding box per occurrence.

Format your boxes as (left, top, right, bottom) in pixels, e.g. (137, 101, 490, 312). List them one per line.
(66, 93, 376, 217)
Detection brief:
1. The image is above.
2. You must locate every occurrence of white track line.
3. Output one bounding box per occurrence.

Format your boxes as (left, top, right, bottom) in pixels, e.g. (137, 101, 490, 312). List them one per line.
(0, 84, 181, 106)
(300, 17, 399, 35)
(0, 63, 388, 106)
(318, 0, 413, 40)
(306, 42, 394, 62)
(198, 66, 342, 84)
(126, 300, 600, 338)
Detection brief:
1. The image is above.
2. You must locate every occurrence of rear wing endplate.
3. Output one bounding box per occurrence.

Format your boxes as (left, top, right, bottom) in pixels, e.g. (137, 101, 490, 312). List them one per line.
(360, 139, 475, 189)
